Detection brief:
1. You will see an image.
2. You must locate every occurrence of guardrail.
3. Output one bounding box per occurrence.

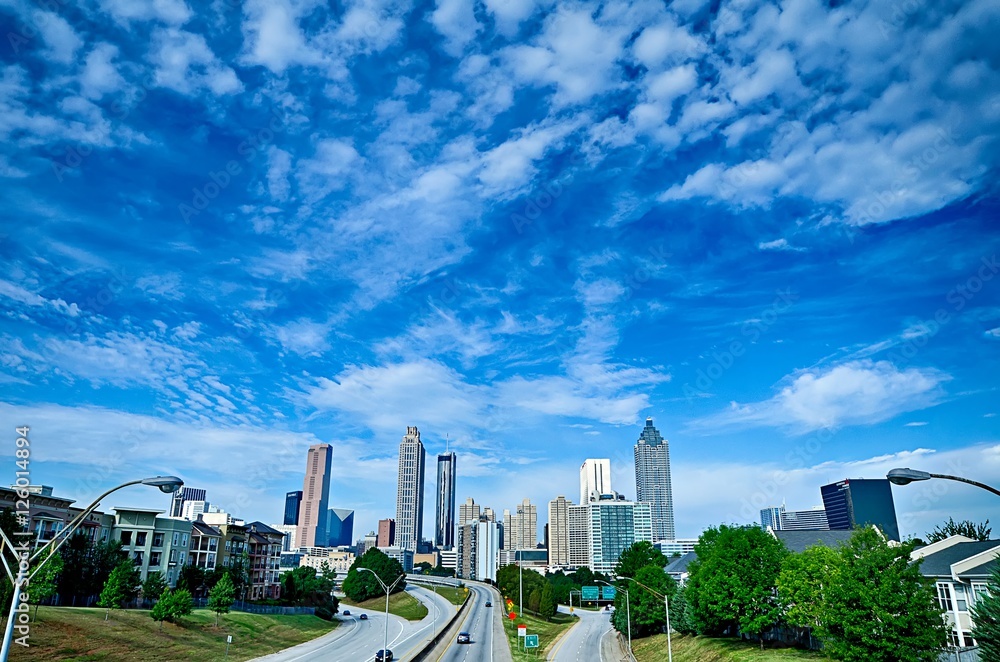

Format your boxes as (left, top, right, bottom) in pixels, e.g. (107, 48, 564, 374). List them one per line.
(405, 573, 463, 587)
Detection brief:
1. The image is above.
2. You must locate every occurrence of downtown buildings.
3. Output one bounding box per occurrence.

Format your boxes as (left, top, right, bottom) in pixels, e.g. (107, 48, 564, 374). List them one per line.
(296, 443, 332, 548)
(395, 426, 426, 551)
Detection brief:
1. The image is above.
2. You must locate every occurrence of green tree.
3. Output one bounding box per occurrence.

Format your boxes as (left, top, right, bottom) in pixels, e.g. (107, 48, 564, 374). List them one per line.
(142, 572, 168, 603)
(496, 564, 546, 613)
(612, 565, 677, 639)
(686, 525, 787, 647)
(538, 582, 556, 621)
(342, 548, 407, 602)
(669, 585, 697, 635)
(151, 588, 194, 628)
(280, 565, 338, 610)
(615, 541, 668, 579)
(777, 545, 843, 629)
(926, 517, 991, 543)
(207, 572, 236, 627)
(820, 527, 947, 661)
(971, 564, 1000, 660)
(29, 546, 63, 621)
(98, 559, 141, 620)
(56, 534, 127, 605)
(176, 565, 206, 596)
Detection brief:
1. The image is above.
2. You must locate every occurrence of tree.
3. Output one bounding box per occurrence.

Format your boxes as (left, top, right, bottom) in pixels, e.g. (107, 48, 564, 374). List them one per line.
(538, 582, 556, 621)
(176, 565, 206, 597)
(820, 527, 947, 661)
(281, 566, 338, 609)
(926, 517, 991, 543)
(151, 588, 194, 628)
(142, 572, 168, 603)
(207, 572, 236, 627)
(669, 585, 697, 635)
(614, 541, 668, 579)
(777, 545, 843, 630)
(342, 548, 406, 602)
(29, 546, 63, 621)
(971, 563, 1000, 660)
(612, 565, 676, 639)
(98, 559, 140, 620)
(414, 561, 432, 574)
(57, 535, 128, 605)
(685, 525, 787, 647)
(496, 564, 546, 613)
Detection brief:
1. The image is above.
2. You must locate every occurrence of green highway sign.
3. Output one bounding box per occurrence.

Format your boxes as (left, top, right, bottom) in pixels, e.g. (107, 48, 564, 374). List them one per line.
(581, 586, 599, 601)
(601, 586, 616, 600)
(525, 634, 539, 648)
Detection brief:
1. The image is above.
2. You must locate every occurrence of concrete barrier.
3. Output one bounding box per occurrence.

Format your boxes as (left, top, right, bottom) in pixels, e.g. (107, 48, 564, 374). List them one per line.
(404, 584, 472, 662)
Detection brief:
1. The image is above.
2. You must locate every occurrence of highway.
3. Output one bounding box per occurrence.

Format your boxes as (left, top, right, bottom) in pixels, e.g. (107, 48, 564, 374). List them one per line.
(436, 583, 512, 662)
(249, 584, 454, 662)
(547, 605, 613, 662)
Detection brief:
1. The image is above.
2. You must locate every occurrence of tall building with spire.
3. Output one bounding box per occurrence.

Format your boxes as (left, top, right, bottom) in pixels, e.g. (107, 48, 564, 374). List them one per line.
(634, 417, 675, 541)
(395, 426, 426, 551)
(297, 444, 332, 548)
(435, 451, 457, 549)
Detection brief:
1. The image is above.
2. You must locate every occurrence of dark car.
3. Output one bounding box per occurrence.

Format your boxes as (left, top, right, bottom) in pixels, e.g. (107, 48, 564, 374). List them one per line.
(457, 632, 471, 644)
(359, 613, 368, 620)
(375, 650, 393, 662)
(485, 601, 492, 607)
(342, 610, 351, 616)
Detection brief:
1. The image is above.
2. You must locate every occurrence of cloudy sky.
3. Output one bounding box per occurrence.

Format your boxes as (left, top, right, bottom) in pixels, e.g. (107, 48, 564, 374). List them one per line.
(1, 0, 998, 543)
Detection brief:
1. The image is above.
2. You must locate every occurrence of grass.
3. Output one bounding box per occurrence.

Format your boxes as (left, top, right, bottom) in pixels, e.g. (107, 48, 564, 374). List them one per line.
(501, 610, 578, 660)
(9, 606, 336, 661)
(341, 590, 429, 621)
(632, 634, 832, 662)
(411, 583, 469, 606)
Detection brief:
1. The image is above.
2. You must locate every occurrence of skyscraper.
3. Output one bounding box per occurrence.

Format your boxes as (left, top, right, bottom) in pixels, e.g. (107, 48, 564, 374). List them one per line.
(284, 491, 302, 526)
(634, 417, 675, 541)
(296, 443, 332, 548)
(327, 508, 354, 547)
(580, 459, 612, 504)
(435, 452, 457, 549)
(395, 426, 426, 551)
(502, 498, 538, 551)
(575, 497, 653, 574)
(458, 497, 480, 527)
(568, 504, 590, 567)
(170, 487, 206, 518)
(378, 518, 396, 547)
(548, 496, 571, 566)
(821, 478, 900, 541)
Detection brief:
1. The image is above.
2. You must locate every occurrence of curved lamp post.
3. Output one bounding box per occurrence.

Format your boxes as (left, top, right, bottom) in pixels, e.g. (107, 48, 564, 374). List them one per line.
(358, 568, 405, 661)
(597, 579, 632, 661)
(887, 468, 1000, 498)
(625, 576, 673, 662)
(0, 476, 183, 661)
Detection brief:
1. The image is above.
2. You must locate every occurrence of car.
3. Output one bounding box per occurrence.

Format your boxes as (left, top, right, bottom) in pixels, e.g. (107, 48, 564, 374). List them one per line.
(359, 613, 368, 620)
(375, 650, 393, 661)
(457, 632, 471, 644)
(342, 610, 351, 616)
(485, 601, 492, 607)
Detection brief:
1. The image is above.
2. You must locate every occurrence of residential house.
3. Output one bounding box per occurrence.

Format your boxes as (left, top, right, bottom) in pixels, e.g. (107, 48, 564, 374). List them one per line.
(111, 508, 193, 587)
(189, 520, 221, 572)
(246, 521, 283, 600)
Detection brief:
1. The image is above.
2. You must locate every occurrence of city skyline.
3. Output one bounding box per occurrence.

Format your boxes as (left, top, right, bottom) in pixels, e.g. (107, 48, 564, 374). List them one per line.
(2, 0, 997, 545)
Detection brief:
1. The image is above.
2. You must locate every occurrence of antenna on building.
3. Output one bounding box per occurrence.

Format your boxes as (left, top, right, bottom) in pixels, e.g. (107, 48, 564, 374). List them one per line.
(446, 433, 450, 453)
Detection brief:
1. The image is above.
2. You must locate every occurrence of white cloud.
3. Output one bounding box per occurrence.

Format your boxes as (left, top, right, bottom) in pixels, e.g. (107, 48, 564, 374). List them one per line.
(758, 238, 805, 252)
(691, 360, 950, 432)
(150, 28, 242, 96)
(482, 0, 535, 36)
(98, 0, 192, 25)
(272, 318, 331, 356)
(80, 43, 125, 100)
(38, 12, 83, 64)
(266, 146, 293, 201)
(0, 279, 80, 316)
(240, 0, 322, 73)
(296, 138, 361, 201)
(904, 421, 929, 427)
(429, 0, 480, 56)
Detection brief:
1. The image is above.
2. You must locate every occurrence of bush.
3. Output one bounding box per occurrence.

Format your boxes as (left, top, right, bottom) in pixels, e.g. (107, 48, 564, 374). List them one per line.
(315, 606, 334, 621)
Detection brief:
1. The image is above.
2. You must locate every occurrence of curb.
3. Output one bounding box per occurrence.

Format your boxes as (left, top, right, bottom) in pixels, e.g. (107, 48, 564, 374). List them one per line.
(543, 611, 581, 660)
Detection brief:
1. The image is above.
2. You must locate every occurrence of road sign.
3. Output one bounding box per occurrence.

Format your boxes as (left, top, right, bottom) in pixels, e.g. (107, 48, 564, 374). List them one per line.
(525, 634, 539, 648)
(601, 586, 616, 600)
(517, 625, 527, 637)
(509, 611, 517, 620)
(581, 586, 599, 601)
(226, 636, 232, 643)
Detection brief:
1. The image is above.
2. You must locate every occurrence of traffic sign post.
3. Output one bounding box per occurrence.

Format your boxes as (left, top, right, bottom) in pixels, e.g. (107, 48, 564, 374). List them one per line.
(601, 586, 616, 600)
(525, 634, 539, 649)
(517, 624, 527, 651)
(581, 586, 599, 602)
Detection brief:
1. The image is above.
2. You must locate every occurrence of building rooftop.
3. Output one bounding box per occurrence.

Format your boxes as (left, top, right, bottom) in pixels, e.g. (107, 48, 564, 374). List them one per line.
(112, 506, 165, 514)
(917, 540, 1000, 577)
(665, 551, 697, 574)
(772, 529, 855, 553)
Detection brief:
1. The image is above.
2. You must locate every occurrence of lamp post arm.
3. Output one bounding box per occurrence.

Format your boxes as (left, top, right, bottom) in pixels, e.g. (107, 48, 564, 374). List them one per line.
(28, 479, 144, 566)
(929, 474, 1000, 498)
(0, 529, 18, 584)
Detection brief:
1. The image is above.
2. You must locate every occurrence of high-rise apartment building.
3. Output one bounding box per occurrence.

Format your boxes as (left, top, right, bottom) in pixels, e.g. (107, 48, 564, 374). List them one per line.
(589, 498, 654, 575)
(435, 452, 457, 549)
(821, 478, 900, 541)
(456, 516, 500, 583)
(170, 487, 206, 518)
(378, 518, 396, 547)
(568, 504, 591, 567)
(327, 508, 354, 547)
(459, 497, 480, 526)
(296, 443, 332, 548)
(634, 417, 675, 542)
(502, 499, 537, 551)
(395, 426, 426, 551)
(181, 499, 209, 520)
(548, 496, 571, 566)
(760, 505, 783, 530)
(284, 491, 302, 526)
(580, 459, 612, 504)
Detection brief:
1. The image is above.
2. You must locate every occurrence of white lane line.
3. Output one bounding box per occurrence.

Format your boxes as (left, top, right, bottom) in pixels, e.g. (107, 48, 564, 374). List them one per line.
(279, 614, 359, 662)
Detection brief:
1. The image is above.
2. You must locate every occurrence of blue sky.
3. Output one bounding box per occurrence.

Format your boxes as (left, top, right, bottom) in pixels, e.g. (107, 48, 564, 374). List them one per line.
(1, 0, 998, 543)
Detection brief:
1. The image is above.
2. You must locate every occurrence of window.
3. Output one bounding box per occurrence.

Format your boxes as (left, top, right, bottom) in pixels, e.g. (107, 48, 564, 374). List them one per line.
(152, 533, 164, 547)
(169, 550, 177, 564)
(173, 532, 179, 546)
(209, 539, 218, 551)
(180, 553, 187, 566)
(150, 552, 161, 567)
(948, 630, 962, 647)
(181, 533, 188, 547)
(937, 582, 954, 612)
(208, 553, 215, 567)
(955, 584, 968, 612)
(121, 531, 133, 545)
(973, 582, 990, 603)
(136, 532, 147, 546)
(133, 551, 143, 564)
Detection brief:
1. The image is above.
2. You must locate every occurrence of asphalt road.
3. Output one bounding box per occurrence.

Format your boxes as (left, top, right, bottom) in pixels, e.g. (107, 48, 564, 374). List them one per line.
(547, 605, 613, 662)
(437, 583, 512, 662)
(248, 584, 454, 662)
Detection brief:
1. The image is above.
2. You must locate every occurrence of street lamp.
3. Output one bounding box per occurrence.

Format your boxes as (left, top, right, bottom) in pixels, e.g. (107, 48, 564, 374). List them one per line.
(0, 475, 183, 661)
(597, 580, 632, 661)
(887, 468, 1000, 497)
(358, 568, 405, 660)
(625, 576, 672, 662)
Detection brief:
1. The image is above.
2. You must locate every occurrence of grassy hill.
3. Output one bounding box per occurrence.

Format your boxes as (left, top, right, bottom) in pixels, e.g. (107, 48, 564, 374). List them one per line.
(632, 634, 832, 661)
(9, 606, 336, 661)
(340, 590, 428, 621)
